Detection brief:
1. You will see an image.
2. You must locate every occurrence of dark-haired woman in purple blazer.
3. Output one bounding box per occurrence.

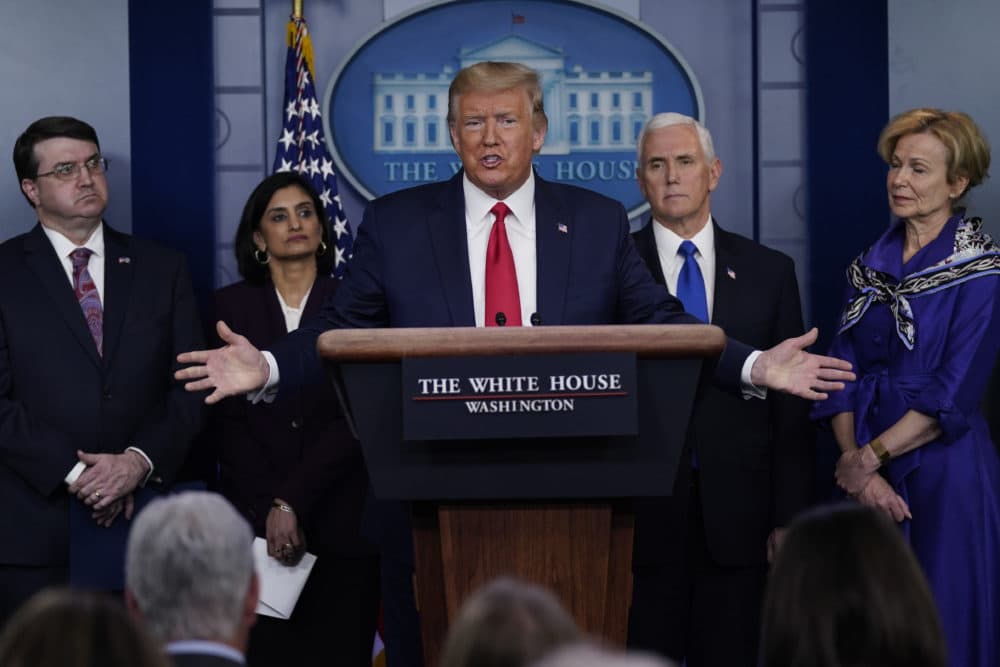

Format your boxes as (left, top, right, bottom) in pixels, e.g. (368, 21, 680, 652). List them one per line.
(212, 172, 378, 667)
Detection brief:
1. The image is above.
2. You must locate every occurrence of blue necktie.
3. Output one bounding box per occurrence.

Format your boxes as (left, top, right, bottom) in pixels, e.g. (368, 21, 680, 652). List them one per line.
(676, 240, 707, 469)
(676, 240, 708, 323)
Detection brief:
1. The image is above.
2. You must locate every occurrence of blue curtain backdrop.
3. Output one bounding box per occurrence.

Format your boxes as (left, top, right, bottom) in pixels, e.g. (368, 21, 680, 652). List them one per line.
(805, 0, 889, 498)
(805, 1, 889, 352)
(128, 0, 216, 325)
(124, 0, 894, 354)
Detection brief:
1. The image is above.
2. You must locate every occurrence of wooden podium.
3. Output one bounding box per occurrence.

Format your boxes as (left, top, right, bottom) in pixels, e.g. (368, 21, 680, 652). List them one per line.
(319, 324, 724, 666)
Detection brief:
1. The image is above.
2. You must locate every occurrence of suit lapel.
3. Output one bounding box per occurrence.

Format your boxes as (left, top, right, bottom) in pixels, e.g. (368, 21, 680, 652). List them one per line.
(634, 220, 667, 286)
(534, 175, 571, 325)
(301, 275, 332, 324)
(426, 173, 475, 325)
(710, 220, 741, 329)
(101, 225, 134, 366)
(263, 281, 291, 337)
(293, 274, 335, 335)
(23, 225, 102, 368)
(641, 217, 738, 327)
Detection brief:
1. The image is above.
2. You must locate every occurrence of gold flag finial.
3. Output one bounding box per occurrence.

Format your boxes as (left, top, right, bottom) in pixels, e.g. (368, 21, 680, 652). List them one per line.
(292, 0, 303, 19)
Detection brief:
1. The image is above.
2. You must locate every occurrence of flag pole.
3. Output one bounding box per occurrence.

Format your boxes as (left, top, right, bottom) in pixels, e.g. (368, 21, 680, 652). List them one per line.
(274, 0, 354, 276)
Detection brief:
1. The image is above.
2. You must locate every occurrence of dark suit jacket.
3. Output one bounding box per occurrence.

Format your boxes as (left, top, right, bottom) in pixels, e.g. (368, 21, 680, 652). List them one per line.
(631, 219, 814, 565)
(0, 223, 204, 567)
(170, 651, 244, 667)
(271, 171, 753, 392)
(212, 276, 372, 557)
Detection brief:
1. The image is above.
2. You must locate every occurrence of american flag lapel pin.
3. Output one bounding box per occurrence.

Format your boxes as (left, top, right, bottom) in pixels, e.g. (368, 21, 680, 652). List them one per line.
(119, 257, 131, 264)
(557, 223, 568, 234)
(726, 266, 736, 280)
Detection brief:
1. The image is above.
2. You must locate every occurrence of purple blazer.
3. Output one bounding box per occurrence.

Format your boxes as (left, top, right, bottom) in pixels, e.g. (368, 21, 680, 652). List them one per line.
(212, 276, 373, 557)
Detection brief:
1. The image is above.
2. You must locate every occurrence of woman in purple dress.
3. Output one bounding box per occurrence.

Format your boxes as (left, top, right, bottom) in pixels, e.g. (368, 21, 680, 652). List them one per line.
(813, 108, 999, 667)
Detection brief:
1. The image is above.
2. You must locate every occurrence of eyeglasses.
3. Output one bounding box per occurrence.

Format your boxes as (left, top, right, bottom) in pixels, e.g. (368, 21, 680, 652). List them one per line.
(34, 156, 110, 181)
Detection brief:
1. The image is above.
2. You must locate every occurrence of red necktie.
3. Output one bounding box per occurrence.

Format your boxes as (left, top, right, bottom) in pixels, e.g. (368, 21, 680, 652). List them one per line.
(70, 247, 103, 355)
(485, 202, 522, 327)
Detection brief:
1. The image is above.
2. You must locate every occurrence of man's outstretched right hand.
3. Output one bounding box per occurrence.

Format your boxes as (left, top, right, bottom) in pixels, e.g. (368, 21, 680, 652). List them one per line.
(175, 321, 269, 404)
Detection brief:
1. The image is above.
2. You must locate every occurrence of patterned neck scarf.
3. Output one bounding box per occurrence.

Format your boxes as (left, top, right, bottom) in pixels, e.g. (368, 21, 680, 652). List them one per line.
(838, 217, 1000, 350)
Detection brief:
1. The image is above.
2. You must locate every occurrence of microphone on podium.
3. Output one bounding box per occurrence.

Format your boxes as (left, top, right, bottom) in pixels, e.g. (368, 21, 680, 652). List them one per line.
(530, 312, 541, 326)
(494, 311, 507, 326)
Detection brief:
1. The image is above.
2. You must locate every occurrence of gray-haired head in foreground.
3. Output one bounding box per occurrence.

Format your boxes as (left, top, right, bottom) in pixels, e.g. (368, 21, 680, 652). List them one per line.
(440, 577, 582, 667)
(125, 491, 255, 644)
(636, 112, 716, 163)
(531, 643, 677, 667)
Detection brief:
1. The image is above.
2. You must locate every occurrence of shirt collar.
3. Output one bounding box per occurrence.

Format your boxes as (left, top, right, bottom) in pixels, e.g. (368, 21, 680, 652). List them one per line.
(274, 283, 312, 313)
(652, 212, 714, 259)
(463, 170, 536, 233)
(41, 221, 105, 259)
(166, 640, 246, 664)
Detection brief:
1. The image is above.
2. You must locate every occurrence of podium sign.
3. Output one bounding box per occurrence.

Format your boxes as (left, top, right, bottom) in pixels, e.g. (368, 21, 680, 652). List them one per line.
(319, 324, 726, 667)
(401, 352, 637, 441)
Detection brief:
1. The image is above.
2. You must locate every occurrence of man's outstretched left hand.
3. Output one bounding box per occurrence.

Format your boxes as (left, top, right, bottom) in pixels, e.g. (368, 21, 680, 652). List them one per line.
(751, 328, 855, 400)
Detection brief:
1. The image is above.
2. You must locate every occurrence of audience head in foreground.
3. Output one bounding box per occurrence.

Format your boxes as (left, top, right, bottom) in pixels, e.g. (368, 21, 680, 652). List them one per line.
(760, 503, 946, 667)
(440, 577, 582, 667)
(0, 588, 169, 667)
(531, 643, 676, 667)
(125, 491, 258, 656)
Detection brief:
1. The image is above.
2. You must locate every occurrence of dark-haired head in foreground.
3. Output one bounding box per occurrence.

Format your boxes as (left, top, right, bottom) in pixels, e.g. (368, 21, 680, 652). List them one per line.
(760, 504, 946, 667)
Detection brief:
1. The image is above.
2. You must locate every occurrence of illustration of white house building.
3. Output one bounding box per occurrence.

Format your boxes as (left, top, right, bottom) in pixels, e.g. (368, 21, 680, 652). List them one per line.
(373, 35, 653, 155)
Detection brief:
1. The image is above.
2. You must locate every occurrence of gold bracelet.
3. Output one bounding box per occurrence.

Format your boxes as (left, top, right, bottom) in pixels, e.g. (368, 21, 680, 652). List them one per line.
(869, 438, 891, 464)
(272, 501, 295, 514)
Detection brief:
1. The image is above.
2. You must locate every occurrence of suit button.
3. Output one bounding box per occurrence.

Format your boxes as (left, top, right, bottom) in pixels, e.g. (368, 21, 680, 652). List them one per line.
(103, 391, 112, 400)
(291, 420, 300, 429)
(873, 334, 882, 344)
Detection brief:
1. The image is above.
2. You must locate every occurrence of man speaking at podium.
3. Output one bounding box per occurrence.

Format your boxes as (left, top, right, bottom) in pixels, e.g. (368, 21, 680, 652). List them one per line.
(177, 62, 852, 666)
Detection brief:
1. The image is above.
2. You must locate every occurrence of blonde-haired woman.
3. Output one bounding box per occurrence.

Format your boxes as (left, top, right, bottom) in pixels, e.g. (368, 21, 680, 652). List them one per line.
(813, 108, 999, 667)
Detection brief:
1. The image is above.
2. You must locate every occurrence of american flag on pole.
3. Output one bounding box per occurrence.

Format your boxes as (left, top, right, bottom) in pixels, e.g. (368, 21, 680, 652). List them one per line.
(273, 13, 353, 277)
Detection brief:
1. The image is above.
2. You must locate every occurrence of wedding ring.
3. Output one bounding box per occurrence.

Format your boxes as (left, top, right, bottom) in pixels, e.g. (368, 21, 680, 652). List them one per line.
(93, 489, 102, 500)
(282, 543, 294, 551)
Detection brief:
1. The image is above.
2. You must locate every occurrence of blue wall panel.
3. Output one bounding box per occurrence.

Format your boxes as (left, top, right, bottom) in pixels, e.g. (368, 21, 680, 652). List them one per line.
(129, 1, 217, 322)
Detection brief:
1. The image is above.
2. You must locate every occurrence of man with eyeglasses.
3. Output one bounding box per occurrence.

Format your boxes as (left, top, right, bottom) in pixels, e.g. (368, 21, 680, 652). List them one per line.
(0, 116, 205, 625)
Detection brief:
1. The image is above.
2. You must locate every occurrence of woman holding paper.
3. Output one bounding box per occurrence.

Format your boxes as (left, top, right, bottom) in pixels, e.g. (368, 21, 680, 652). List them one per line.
(212, 172, 378, 667)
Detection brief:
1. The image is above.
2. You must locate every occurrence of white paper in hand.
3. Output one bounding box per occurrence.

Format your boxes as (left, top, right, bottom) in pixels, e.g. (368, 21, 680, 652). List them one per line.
(252, 537, 317, 619)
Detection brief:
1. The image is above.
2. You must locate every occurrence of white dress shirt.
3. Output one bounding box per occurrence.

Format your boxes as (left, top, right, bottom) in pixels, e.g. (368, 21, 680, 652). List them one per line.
(275, 284, 312, 333)
(41, 223, 106, 300)
(463, 171, 538, 327)
(652, 213, 716, 320)
(41, 223, 155, 484)
(166, 640, 246, 664)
